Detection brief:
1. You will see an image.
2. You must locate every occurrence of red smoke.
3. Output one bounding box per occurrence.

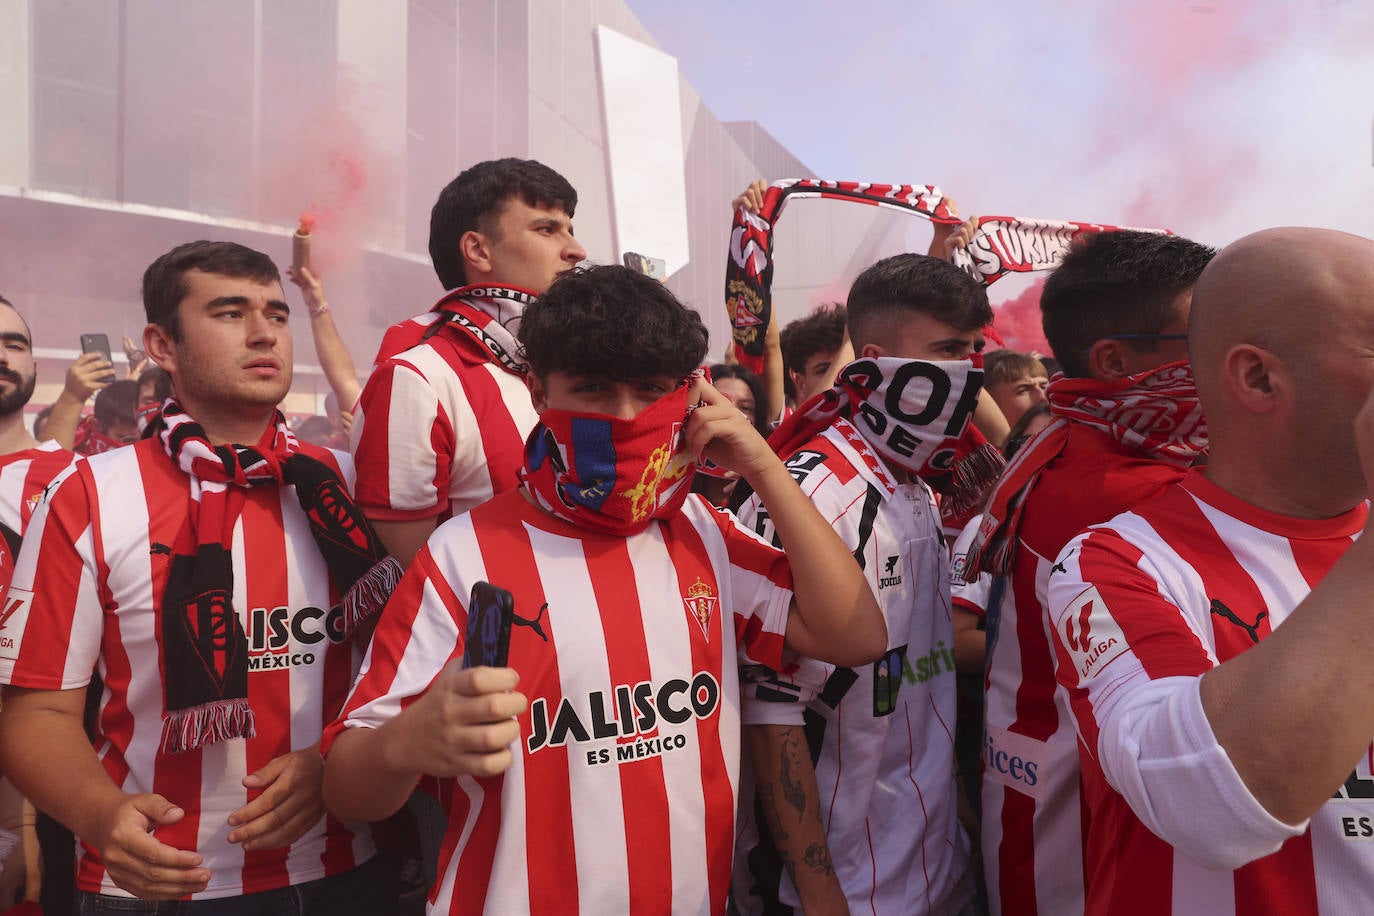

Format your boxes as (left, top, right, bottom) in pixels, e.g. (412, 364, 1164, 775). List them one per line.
(990, 278, 1050, 356)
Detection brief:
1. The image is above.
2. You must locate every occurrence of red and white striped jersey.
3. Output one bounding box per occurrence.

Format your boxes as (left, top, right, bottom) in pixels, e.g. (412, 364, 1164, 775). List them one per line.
(324, 489, 795, 915)
(982, 424, 1185, 916)
(0, 440, 77, 535)
(1047, 470, 1371, 915)
(0, 439, 375, 899)
(733, 418, 973, 915)
(352, 291, 539, 523)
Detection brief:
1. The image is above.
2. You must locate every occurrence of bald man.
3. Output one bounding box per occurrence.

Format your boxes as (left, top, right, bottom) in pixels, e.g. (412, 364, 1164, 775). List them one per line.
(1045, 227, 1374, 915)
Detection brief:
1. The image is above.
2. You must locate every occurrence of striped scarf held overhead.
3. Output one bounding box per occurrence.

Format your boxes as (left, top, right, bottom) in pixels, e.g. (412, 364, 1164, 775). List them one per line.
(154, 401, 402, 753)
(723, 178, 1167, 373)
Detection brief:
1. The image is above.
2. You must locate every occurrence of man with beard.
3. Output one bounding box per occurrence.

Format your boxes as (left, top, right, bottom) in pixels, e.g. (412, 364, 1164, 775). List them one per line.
(0, 295, 80, 914)
(0, 297, 81, 543)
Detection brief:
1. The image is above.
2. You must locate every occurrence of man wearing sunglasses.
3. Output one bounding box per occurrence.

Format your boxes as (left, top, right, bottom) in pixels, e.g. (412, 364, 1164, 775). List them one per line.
(967, 229, 1215, 915)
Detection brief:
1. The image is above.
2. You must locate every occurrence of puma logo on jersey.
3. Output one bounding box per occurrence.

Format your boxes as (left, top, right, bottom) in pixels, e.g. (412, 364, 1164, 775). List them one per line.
(1209, 598, 1267, 645)
(1050, 550, 1072, 577)
(513, 602, 550, 642)
(879, 555, 903, 589)
(150, 542, 172, 556)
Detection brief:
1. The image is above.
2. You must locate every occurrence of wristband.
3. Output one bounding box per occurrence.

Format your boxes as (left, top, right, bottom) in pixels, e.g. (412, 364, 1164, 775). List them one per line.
(309, 303, 330, 318)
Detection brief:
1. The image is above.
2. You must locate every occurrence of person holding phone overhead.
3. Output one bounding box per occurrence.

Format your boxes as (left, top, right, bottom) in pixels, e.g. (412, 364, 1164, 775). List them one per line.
(0, 242, 402, 912)
(321, 265, 888, 915)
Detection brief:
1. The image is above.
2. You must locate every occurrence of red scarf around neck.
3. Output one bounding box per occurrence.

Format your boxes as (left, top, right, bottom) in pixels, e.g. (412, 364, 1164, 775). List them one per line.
(966, 360, 1208, 578)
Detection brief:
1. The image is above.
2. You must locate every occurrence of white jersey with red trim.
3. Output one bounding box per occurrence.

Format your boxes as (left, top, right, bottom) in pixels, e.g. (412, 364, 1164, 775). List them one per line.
(351, 293, 539, 524)
(0, 440, 77, 534)
(0, 439, 375, 899)
(733, 418, 973, 915)
(325, 489, 795, 916)
(1047, 469, 1371, 915)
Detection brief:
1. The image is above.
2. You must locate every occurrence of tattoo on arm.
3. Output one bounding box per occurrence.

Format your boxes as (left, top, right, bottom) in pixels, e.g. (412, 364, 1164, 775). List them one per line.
(778, 727, 807, 817)
(803, 841, 835, 876)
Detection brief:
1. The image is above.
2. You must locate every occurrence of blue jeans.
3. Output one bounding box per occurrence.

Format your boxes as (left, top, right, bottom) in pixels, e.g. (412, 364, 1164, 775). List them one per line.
(75, 854, 396, 916)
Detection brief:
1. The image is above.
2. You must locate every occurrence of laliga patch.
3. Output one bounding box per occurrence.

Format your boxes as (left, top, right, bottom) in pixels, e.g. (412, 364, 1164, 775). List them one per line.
(0, 586, 34, 657)
(1057, 586, 1129, 686)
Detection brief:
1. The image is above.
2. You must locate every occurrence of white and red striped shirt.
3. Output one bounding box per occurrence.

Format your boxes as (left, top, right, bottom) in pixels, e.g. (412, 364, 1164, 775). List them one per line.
(982, 424, 1186, 916)
(1048, 470, 1370, 915)
(0, 439, 375, 899)
(733, 418, 973, 915)
(0, 440, 77, 535)
(351, 290, 539, 522)
(325, 488, 795, 915)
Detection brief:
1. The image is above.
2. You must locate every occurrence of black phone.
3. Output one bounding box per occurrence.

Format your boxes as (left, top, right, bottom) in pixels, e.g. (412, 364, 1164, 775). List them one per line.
(79, 333, 117, 383)
(622, 251, 666, 280)
(462, 581, 514, 669)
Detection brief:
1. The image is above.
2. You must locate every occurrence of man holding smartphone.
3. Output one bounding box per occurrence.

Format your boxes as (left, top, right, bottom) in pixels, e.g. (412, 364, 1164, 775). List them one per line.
(0, 242, 398, 912)
(322, 266, 888, 915)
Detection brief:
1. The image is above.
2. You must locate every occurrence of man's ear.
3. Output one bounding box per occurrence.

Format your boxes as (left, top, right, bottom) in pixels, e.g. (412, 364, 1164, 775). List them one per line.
(1085, 339, 1130, 380)
(858, 342, 885, 360)
(525, 372, 548, 414)
(143, 323, 176, 375)
(1224, 343, 1284, 416)
(460, 230, 494, 280)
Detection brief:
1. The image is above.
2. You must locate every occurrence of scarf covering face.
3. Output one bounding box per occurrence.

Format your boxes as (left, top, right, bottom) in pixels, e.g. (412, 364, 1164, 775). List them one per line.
(966, 360, 1208, 578)
(769, 356, 1005, 514)
(156, 401, 401, 754)
(376, 284, 536, 371)
(519, 385, 697, 536)
(723, 178, 1167, 372)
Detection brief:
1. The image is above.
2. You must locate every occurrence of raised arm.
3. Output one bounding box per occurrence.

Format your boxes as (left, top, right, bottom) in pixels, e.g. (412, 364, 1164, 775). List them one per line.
(685, 380, 885, 665)
(287, 266, 362, 413)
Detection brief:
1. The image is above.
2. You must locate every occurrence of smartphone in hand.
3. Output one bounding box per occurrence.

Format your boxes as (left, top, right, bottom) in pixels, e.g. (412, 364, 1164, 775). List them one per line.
(79, 333, 117, 383)
(462, 582, 515, 669)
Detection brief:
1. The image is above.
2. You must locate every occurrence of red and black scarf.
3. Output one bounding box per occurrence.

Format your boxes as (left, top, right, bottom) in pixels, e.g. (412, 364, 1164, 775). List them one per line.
(724, 179, 1167, 372)
(966, 361, 1208, 578)
(155, 401, 401, 753)
(374, 284, 536, 373)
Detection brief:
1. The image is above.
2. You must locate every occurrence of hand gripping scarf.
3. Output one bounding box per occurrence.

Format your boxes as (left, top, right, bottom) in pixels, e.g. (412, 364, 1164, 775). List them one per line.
(769, 356, 1005, 516)
(966, 360, 1208, 579)
(374, 284, 536, 372)
(723, 179, 1167, 372)
(519, 385, 697, 537)
(155, 401, 403, 754)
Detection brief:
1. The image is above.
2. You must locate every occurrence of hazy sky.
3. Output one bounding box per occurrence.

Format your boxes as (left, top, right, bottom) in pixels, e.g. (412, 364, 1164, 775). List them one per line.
(630, 0, 1374, 250)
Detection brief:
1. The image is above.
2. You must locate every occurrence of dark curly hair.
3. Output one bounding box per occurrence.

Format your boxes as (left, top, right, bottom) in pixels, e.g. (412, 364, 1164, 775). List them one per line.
(1040, 230, 1215, 378)
(429, 158, 578, 290)
(519, 266, 708, 381)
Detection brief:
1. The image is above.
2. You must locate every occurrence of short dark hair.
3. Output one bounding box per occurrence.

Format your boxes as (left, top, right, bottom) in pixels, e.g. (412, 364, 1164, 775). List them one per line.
(429, 158, 578, 290)
(1040, 230, 1215, 378)
(142, 241, 279, 341)
(93, 379, 139, 429)
(138, 365, 173, 401)
(519, 266, 708, 381)
(983, 349, 1046, 388)
(781, 303, 847, 376)
(846, 254, 992, 348)
(707, 363, 770, 436)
